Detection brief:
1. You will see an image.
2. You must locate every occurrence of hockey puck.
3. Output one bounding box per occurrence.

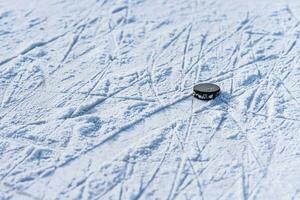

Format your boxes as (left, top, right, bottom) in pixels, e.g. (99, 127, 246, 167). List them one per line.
(193, 83, 220, 100)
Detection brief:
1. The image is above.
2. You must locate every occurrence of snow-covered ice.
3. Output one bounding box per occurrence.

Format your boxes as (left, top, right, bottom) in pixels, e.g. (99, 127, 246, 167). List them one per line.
(1, 0, 300, 199)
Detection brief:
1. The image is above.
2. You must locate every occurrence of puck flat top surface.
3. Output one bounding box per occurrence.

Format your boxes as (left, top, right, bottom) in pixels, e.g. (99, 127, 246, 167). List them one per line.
(193, 83, 220, 100)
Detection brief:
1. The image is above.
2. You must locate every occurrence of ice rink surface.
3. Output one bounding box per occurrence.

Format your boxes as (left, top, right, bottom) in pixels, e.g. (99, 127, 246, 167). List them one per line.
(1, 0, 300, 199)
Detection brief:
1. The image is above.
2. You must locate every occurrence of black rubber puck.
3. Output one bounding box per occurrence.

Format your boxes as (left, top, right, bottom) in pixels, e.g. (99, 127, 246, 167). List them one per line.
(193, 83, 220, 100)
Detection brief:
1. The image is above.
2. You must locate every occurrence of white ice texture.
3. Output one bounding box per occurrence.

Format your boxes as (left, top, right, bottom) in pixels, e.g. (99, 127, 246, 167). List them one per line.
(1, 0, 300, 199)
